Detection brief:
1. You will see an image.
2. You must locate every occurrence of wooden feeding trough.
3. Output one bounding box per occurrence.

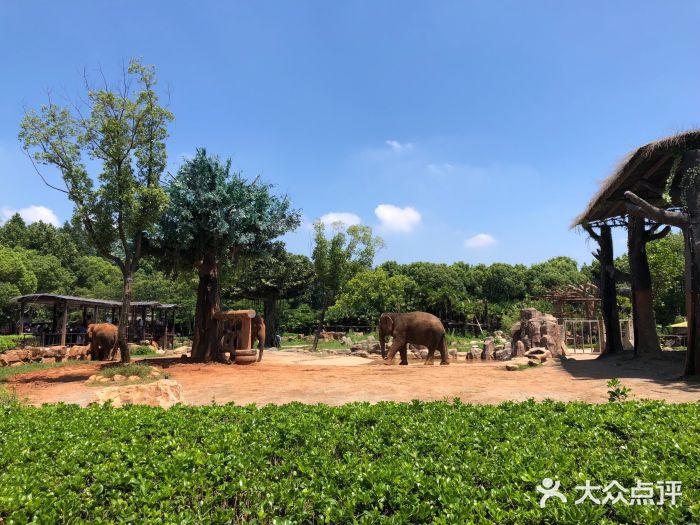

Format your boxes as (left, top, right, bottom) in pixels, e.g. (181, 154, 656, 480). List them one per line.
(213, 309, 257, 364)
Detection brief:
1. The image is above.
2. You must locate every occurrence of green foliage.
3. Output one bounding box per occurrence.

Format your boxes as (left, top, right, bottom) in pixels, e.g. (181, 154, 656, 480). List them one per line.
(98, 363, 153, 379)
(607, 378, 631, 403)
(280, 303, 319, 334)
(329, 269, 417, 324)
(156, 149, 300, 271)
(0, 401, 698, 523)
(0, 246, 38, 328)
(130, 346, 157, 356)
(312, 221, 383, 311)
(230, 248, 314, 303)
(0, 336, 25, 353)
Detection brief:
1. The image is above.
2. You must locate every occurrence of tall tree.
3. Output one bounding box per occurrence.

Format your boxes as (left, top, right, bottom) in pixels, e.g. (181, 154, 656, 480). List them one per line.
(230, 248, 314, 346)
(19, 59, 173, 362)
(311, 221, 383, 350)
(155, 149, 300, 362)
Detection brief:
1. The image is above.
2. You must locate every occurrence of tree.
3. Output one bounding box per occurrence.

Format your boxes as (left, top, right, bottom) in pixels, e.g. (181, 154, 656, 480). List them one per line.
(154, 149, 300, 362)
(329, 269, 417, 325)
(646, 231, 685, 325)
(526, 256, 586, 296)
(311, 221, 383, 350)
(0, 247, 37, 329)
(19, 59, 173, 362)
(0, 214, 28, 247)
(230, 248, 314, 346)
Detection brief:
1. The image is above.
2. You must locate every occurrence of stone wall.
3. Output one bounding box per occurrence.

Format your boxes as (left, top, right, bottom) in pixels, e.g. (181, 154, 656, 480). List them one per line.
(0, 345, 91, 367)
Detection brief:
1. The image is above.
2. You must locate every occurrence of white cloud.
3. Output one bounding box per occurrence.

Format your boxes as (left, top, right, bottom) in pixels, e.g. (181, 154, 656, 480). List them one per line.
(374, 204, 421, 233)
(319, 212, 361, 226)
(1, 205, 60, 227)
(464, 233, 498, 249)
(385, 140, 414, 152)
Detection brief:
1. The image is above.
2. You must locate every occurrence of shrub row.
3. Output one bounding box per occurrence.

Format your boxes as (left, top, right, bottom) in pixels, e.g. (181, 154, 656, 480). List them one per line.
(0, 400, 698, 523)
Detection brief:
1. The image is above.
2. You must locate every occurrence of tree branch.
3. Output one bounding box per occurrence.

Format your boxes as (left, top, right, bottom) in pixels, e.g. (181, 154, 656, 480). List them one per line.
(583, 223, 600, 242)
(647, 224, 672, 242)
(24, 151, 69, 194)
(624, 191, 688, 228)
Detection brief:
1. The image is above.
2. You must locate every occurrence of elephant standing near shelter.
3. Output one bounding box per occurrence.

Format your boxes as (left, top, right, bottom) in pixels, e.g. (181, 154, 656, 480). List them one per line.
(378, 312, 449, 365)
(223, 315, 267, 362)
(86, 323, 118, 361)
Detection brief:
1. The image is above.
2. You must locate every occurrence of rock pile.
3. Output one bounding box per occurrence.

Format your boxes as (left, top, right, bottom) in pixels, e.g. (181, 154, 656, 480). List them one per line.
(510, 308, 565, 357)
(0, 345, 91, 367)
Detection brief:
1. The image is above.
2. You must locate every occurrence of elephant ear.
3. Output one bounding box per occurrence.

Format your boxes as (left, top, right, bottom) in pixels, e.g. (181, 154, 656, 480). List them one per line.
(380, 314, 394, 335)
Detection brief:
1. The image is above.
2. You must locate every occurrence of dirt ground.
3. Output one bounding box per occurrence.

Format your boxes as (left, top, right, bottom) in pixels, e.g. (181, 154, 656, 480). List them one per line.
(6, 350, 700, 407)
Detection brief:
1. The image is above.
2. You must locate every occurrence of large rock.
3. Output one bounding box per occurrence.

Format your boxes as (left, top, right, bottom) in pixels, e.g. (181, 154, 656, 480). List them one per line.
(467, 346, 482, 360)
(481, 338, 495, 360)
(93, 379, 184, 408)
(511, 308, 565, 356)
(513, 340, 526, 357)
(341, 336, 353, 346)
(494, 347, 512, 361)
(524, 347, 552, 363)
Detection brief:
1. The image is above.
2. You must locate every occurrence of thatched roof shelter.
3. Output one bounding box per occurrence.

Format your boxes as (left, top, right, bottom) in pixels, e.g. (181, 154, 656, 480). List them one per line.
(573, 130, 700, 226)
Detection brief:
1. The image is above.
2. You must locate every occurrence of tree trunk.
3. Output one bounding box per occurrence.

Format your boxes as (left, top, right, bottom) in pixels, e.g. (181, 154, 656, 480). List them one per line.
(263, 297, 278, 347)
(627, 216, 662, 355)
(683, 152, 700, 375)
(311, 307, 326, 352)
(191, 251, 224, 363)
(598, 225, 624, 356)
(117, 272, 132, 363)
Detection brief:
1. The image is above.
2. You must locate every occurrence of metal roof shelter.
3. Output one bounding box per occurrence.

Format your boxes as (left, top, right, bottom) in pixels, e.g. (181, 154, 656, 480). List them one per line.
(12, 294, 177, 349)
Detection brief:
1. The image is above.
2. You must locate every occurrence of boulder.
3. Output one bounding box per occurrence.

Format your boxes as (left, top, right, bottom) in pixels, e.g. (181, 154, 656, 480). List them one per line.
(448, 348, 458, 358)
(341, 336, 353, 346)
(494, 348, 512, 361)
(127, 375, 141, 381)
(481, 339, 495, 360)
(93, 379, 184, 408)
(505, 363, 520, 371)
(514, 340, 526, 357)
(419, 349, 429, 359)
(113, 374, 126, 382)
(468, 346, 482, 360)
(353, 350, 370, 358)
(524, 347, 552, 363)
(366, 335, 376, 344)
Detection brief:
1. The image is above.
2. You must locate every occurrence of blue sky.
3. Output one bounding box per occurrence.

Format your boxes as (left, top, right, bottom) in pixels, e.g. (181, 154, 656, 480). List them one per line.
(2, 1, 699, 266)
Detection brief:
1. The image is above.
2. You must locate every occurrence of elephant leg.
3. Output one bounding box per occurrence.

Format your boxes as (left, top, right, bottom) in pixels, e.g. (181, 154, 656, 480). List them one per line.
(425, 347, 435, 365)
(399, 344, 408, 365)
(385, 337, 405, 365)
(257, 336, 264, 362)
(439, 335, 450, 365)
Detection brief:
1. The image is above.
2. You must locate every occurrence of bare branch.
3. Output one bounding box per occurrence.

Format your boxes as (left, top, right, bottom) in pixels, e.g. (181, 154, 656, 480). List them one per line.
(624, 191, 688, 228)
(24, 151, 69, 194)
(583, 223, 601, 242)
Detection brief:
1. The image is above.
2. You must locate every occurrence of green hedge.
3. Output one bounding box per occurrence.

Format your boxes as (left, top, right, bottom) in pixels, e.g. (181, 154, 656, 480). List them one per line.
(0, 335, 25, 353)
(0, 400, 698, 523)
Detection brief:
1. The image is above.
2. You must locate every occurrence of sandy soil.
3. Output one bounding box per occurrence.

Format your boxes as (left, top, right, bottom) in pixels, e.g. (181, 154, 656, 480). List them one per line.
(6, 350, 700, 407)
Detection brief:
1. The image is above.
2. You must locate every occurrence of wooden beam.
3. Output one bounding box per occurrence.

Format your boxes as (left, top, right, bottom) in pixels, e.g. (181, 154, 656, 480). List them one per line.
(213, 309, 256, 321)
(60, 301, 68, 347)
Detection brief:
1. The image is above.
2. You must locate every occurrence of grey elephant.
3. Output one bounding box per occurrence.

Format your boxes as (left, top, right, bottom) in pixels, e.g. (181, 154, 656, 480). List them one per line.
(378, 312, 449, 365)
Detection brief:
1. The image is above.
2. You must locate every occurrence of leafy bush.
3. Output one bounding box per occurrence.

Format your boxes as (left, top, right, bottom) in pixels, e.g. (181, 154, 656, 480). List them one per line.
(131, 345, 158, 356)
(0, 401, 698, 523)
(607, 378, 632, 403)
(0, 335, 25, 353)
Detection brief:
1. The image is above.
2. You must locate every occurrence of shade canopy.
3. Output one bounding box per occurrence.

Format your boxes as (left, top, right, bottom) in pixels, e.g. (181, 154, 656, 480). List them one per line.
(12, 293, 177, 310)
(573, 130, 700, 226)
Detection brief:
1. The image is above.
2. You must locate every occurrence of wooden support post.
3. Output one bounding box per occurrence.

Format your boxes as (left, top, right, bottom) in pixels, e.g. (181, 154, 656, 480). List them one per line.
(240, 318, 252, 350)
(60, 301, 68, 347)
(94, 306, 99, 324)
(17, 300, 24, 335)
(111, 307, 115, 324)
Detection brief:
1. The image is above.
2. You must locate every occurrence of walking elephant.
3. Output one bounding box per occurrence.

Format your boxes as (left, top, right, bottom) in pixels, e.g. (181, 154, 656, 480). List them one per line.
(378, 312, 449, 365)
(86, 323, 118, 361)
